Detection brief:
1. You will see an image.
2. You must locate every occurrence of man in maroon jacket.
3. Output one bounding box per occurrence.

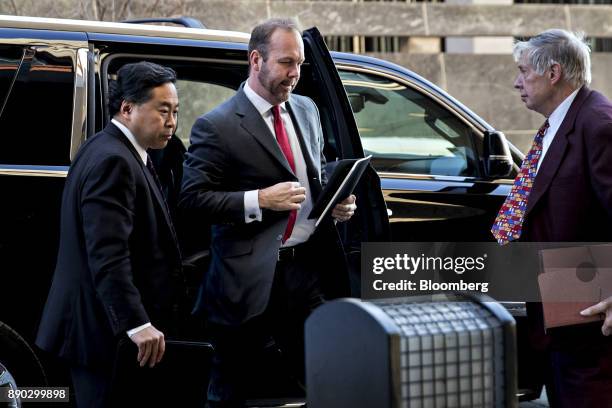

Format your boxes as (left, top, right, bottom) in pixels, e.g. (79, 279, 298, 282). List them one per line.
(492, 29, 612, 407)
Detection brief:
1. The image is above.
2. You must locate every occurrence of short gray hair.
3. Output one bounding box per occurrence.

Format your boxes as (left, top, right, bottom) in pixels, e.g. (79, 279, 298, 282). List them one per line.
(248, 18, 301, 61)
(513, 29, 591, 88)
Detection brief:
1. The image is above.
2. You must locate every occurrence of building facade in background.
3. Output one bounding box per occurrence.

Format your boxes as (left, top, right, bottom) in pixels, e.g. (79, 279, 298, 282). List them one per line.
(2, 0, 612, 151)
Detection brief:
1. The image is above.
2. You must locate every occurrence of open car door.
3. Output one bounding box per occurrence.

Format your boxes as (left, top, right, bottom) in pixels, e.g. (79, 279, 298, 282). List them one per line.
(301, 27, 390, 295)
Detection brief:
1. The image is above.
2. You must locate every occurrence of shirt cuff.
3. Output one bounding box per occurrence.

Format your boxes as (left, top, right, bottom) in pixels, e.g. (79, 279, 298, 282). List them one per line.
(244, 190, 262, 223)
(127, 322, 151, 338)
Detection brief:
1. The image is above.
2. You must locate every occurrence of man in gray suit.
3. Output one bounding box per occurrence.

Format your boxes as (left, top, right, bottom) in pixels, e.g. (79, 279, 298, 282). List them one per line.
(180, 18, 356, 407)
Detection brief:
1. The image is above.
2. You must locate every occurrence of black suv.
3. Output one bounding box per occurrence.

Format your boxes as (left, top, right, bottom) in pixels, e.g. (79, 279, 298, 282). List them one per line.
(0, 15, 532, 406)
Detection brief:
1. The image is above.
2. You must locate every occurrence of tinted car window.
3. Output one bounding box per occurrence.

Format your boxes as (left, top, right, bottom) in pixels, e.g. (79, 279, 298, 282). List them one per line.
(175, 79, 236, 147)
(340, 70, 478, 177)
(0, 45, 74, 166)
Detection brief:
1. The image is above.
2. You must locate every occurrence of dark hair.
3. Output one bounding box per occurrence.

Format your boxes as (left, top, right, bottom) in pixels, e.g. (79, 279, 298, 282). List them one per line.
(108, 61, 177, 117)
(248, 18, 301, 61)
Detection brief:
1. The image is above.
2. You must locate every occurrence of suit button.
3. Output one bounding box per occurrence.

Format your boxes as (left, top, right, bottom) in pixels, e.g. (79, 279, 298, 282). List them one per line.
(276, 234, 283, 241)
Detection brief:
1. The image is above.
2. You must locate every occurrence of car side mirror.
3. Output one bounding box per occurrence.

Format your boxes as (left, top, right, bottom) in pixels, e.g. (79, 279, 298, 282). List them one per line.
(483, 130, 513, 178)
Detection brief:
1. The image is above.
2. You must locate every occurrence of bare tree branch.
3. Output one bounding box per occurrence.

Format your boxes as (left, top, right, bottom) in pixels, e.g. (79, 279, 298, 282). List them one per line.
(4, 0, 203, 22)
(9, 0, 19, 15)
(97, 0, 107, 20)
(145, 0, 161, 16)
(118, 0, 131, 21)
(78, 0, 87, 20)
(91, 0, 99, 20)
(167, 1, 183, 17)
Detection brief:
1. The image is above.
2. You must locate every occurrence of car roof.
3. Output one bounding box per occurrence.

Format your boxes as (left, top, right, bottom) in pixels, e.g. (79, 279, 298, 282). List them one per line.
(0, 14, 250, 44)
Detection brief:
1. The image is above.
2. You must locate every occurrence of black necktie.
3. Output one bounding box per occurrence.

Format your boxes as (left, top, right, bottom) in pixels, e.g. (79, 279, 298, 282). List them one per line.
(146, 155, 165, 199)
(146, 154, 179, 246)
(146, 155, 184, 313)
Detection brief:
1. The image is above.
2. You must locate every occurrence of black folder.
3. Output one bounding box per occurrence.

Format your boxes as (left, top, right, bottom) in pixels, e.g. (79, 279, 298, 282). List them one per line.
(308, 155, 372, 227)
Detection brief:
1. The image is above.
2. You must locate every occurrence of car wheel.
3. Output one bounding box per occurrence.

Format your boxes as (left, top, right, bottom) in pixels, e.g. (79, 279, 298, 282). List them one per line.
(0, 321, 47, 404)
(0, 361, 19, 407)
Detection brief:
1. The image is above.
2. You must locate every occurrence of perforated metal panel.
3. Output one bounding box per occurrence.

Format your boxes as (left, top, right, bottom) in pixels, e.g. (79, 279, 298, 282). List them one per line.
(382, 301, 504, 408)
(305, 296, 517, 408)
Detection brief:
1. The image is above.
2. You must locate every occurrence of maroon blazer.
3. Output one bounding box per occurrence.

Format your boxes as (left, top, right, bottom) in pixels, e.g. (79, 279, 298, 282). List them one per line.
(522, 86, 612, 242)
(521, 87, 612, 407)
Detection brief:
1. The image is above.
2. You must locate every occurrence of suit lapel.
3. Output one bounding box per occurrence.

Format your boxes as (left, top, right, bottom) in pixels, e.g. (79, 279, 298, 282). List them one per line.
(106, 123, 178, 244)
(236, 89, 295, 177)
(286, 99, 323, 199)
(526, 87, 591, 215)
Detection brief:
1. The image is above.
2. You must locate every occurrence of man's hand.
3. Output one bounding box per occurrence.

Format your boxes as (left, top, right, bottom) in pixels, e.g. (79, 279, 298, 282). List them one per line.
(130, 325, 165, 367)
(259, 181, 306, 211)
(332, 194, 356, 222)
(580, 296, 612, 336)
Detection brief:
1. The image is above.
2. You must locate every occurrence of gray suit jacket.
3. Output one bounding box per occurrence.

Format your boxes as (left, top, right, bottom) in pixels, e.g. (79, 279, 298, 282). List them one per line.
(180, 87, 347, 325)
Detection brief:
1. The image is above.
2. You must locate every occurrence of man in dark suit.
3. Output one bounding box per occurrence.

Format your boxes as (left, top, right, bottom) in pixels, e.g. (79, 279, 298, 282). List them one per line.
(36, 62, 183, 407)
(180, 18, 356, 407)
(491, 29, 612, 407)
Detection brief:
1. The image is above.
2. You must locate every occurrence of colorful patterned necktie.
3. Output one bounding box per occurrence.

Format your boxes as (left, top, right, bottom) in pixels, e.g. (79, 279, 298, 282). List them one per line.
(272, 105, 296, 243)
(491, 120, 549, 245)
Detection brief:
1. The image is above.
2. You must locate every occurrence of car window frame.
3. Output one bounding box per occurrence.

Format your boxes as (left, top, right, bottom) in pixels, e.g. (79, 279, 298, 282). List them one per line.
(0, 33, 88, 172)
(97, 49, 353, 169)
(98, 52, 248, 130)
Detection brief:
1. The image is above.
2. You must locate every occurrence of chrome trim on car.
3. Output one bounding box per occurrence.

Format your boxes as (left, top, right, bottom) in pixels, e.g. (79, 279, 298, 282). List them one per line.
(71, 48, 88, 161)
(0, 14, 250, 43)
(377, 171, 476, 183)
(0, 166, 68, 177)
(377, 171, 515, 184)
(0, 36, 85, 48)
(102, 53, 249, 67)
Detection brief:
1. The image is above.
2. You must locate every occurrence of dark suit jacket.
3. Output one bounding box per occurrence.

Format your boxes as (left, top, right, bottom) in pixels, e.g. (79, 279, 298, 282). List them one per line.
(36, 123, 183, 367)
(522, 86, 612, 242)
(180, 88, 348, 326)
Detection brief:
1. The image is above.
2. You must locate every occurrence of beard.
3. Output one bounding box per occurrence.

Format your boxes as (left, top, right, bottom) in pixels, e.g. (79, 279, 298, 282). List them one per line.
(258, 64, 295, 104)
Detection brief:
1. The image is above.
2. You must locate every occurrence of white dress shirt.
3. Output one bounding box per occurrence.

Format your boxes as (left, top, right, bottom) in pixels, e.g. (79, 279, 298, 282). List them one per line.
(242, 82, 316, 246)
(111, 118, 148, 165)
(536, 88, 579, 173)
(111, 118, 152, 337)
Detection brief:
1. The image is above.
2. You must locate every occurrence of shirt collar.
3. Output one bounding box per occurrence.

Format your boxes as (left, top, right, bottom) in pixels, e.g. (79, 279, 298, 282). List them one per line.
(243, 81, 287, 116)
(547, 88, 580, 132)
(111, 118, 148, 165)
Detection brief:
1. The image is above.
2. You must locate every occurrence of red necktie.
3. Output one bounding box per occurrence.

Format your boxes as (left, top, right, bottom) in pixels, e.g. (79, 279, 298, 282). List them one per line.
(272, 105, 296, 243)
(491, 120, 549, 244)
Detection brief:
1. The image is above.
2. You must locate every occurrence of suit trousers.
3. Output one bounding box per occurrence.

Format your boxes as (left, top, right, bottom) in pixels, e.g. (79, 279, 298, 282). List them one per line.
(206, 241, 325, 407)
(70, 365, 112, 408)
(70, 338, 177, 407)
